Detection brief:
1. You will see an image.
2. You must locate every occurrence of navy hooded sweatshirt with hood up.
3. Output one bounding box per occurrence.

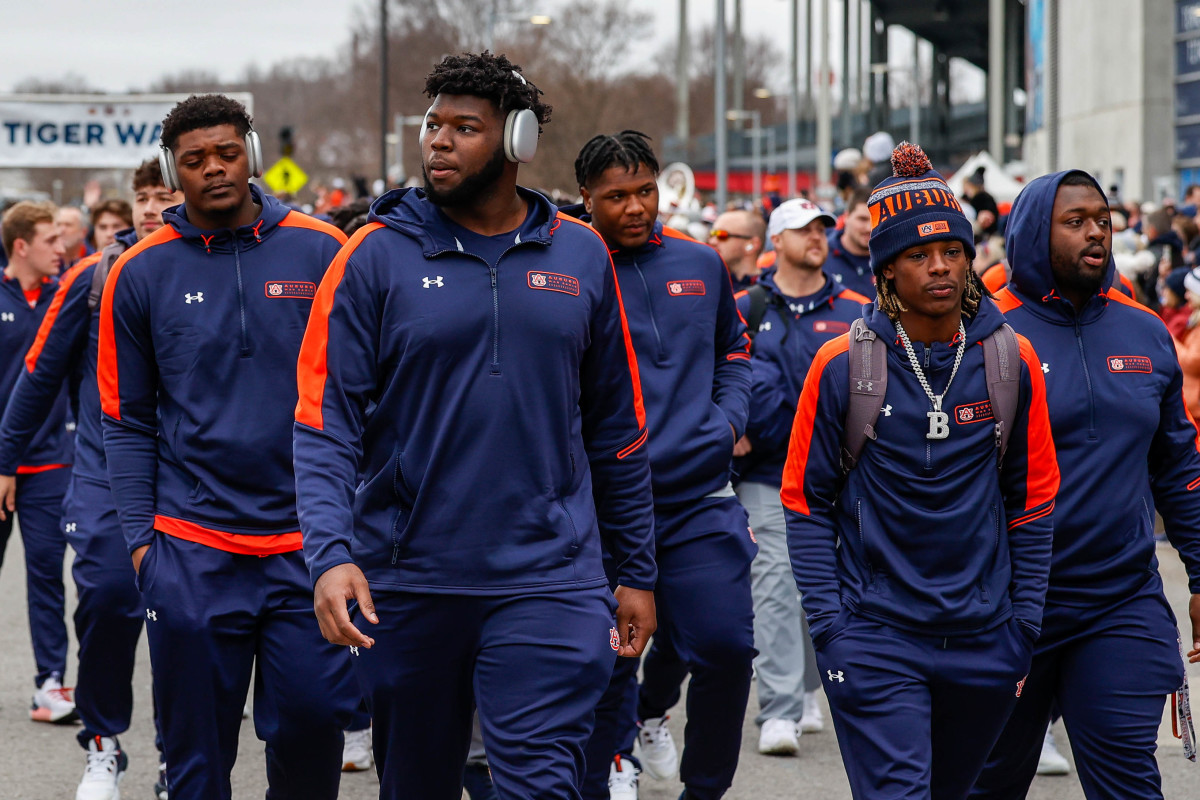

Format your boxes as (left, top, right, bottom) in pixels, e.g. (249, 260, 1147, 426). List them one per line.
(292, 187, 656, 594)
(99, 186, 348, 554)
(997, 170, 1200, 606)
(781, 298, 1059, 642)
(559, 209, 752, 510)
(0, 229, 137, 481)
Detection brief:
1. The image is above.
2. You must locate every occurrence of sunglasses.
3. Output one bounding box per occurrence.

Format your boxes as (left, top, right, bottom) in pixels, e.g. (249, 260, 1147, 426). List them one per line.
(708, 229, 752, 241)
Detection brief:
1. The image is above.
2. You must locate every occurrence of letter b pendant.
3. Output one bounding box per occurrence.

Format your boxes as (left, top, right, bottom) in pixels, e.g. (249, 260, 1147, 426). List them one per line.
(926, 411, 949, 440)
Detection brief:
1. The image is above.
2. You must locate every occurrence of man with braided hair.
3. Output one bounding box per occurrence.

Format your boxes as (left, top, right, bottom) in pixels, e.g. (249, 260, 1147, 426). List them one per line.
(564, 130, 755, 800)
(294, 54, 656, 799)
(782, 142, 1060, 799)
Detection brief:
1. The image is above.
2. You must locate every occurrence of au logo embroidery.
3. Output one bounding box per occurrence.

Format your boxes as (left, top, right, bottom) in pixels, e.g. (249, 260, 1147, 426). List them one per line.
(918, 220, 951, 237)
(264, 281, 317, 299)
(666, 279, 706, 296)
(1016, 675, 1027, 698)
(527, 271, 580, 296)
(609, 627, 621, 651)
(813, 320, 850, 334)
(1108, 355, 1152, 374)
(954, 400, 995, 425)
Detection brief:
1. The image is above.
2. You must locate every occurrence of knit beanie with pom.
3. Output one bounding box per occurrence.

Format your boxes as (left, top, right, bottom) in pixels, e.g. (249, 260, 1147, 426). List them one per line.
(867, 141, 976, 274)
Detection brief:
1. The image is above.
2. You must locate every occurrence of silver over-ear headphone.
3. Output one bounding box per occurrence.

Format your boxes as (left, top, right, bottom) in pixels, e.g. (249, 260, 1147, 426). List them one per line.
(503, 71, 538, 164)
(158, 129, 264, 193)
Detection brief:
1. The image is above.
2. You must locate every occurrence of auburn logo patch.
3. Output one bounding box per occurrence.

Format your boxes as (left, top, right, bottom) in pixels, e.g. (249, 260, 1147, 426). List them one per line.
(918, 220, 951, 237)
(1108, 355, 1151, 374)
(954, 400, 994, 425)
(527, 272, 580, 296)
(666, 279, 706, 296)
(264, 281, 316, 299)
(813, 320, 850, 334)
(609, 627, 620, 651)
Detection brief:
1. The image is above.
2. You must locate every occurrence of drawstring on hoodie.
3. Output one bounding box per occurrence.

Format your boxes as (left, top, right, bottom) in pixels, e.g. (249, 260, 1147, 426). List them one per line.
(252, 221, 264, 243)
(200, 234, 215, 255)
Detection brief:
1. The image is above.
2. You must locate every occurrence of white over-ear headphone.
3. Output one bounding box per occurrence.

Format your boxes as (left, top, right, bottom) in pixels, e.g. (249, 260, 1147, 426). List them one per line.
(503, 71, 539, 163)
(158, 129, 264, 193)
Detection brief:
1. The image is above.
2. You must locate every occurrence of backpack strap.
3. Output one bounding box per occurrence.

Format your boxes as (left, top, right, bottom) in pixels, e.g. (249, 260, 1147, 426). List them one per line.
(981, 322, 1021, 467)
(88, 242, 125, 311)
(745, 283, 771, 341)
(841, 317, 888, 473)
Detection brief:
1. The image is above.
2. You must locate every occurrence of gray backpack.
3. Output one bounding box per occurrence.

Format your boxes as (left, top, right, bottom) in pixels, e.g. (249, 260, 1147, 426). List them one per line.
(840, 317, 1021, 473)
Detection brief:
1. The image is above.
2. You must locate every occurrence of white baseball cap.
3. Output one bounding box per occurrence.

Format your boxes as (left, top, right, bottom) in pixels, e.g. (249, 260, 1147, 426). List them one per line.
(767, 198, 837, 239)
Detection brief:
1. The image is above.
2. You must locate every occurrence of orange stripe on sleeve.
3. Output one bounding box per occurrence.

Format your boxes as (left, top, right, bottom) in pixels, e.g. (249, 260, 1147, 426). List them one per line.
(780, 334, 850, 516)
(25, 255, 97, 372)
(1105, 286, 1163, 320)
(1009, 501, 1054, 530)
(616, 429, 649, 460)
(659, 226, 700, 243)
(16, 463, 71, 475)
(1016, 334, 1059, 509)
(557, 212, 648, 429)
(1119, 272, 1136, 298)
(838, 288, 872, 305)
(992, 287, 1023, 313)
(278, 210, 349, 245)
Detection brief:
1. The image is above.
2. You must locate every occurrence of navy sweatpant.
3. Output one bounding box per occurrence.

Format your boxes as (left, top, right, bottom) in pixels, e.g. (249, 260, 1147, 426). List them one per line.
(61, 474, 144, 738)
(584, 495, 757, 800)
(352, 587, 618, 800)
(0, 466, 70, 686)
(970, 584, 1184, 800)
(139, 534, 357, 800)
(817, 612, 1033, 800)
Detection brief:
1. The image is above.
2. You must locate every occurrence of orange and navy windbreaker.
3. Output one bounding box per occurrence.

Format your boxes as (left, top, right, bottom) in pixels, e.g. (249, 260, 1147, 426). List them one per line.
(1002, 169, 1200, 605)
(559, 208, 750, 510)
(99, 186, 347, 554)
(293, 187, 656, 592)
(780, 299, 1058, 642)
(0, 270, 72, 474)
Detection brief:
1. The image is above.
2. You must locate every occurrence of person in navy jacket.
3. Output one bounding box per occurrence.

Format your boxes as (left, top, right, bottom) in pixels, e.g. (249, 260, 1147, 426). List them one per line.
(783, 143, 1059, 800)
(0, 200, 75, 726)
(292, 54, 657, 800)
(99, 95, 357, 800)
(970, 172, 1200, 799)
(823, 187, 874, 297)
(564, 131, 755, 800)
(0, 159, 181, 798)
(734, 198, 870, 756)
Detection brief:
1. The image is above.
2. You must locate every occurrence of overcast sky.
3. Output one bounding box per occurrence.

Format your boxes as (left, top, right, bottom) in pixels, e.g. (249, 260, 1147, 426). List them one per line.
(1, 1, 882, 94)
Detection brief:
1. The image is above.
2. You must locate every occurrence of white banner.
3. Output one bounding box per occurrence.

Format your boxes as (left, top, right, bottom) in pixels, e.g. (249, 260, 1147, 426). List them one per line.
(0, 93, 254, 169)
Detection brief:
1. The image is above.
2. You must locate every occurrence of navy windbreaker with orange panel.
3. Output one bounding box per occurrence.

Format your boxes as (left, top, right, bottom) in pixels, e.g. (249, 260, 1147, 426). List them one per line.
(733, 268, 868, 487)
(781, 299, 1059, 642)
(999, 169, 1200, 605)
(0, 271, 72, 473)
(558, 209, 752, 508)
(293, 187, 656, 593)
(99, 187, 347, 553)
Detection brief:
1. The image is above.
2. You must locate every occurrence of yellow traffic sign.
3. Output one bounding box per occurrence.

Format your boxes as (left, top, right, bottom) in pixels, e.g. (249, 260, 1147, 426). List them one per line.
(262, 156, 308, 195)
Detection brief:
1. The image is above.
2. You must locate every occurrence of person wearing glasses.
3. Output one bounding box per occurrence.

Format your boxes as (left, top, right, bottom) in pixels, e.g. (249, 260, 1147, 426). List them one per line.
(708, 210, 766, 292)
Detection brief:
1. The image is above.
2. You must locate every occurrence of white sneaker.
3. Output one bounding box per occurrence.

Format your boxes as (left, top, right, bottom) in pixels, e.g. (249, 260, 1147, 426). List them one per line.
(636, 716, 678, 780)
(31, 675, 78, 724)
(758, 717, 800, 755)
(76, 735, 128, 800)
(1037, 728, 1070, 776)
(607, 754, 639, 800)
(342, 726, 373, 772)
(799, 691, 826, 733)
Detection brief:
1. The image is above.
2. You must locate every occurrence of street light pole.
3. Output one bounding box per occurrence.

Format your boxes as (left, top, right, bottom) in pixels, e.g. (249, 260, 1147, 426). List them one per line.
(816, 0, 832, 195)
(788, 0, 798, 197)
(715, 0, 728, 210)
(380, 0, 389, 189)
(729, 109, 762, 201)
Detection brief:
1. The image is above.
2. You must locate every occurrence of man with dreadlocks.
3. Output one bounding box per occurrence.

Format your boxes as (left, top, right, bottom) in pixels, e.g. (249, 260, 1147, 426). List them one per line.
(780, 142, 1059, 800)
(294, 54, 657, 799)
(564, 130, 756, 800)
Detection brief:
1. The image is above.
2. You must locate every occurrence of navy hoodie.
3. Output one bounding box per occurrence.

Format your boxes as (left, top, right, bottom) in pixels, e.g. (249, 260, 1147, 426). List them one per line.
(293, 188, 656, 593)
(0, 269, 73, 473)
(782, 299, 1059, 641)
(0, 229, 137, 481)
(100, 187, 348, 552)
(999, 170, 1200, 605)
(734, 268, 869, 487)
(560, 210, 752, 509)
(824, 228, 875, 298)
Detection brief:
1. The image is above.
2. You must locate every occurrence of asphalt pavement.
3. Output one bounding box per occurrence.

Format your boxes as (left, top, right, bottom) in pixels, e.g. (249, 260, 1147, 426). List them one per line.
(0, 530, 1196, 799)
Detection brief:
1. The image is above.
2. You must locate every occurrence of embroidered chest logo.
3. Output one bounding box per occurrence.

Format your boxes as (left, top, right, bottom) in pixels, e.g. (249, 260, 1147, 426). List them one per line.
(527, 271, 580, 296)
(1108, 355, 1152, 374)
(954, 400, 995, 425)
(813, 320, 850, 334)
(422, 276, 444, 289)
(666, 279, 706, 296)
(184, 292, 203, 304)
(264, 281, 317, 299)
(0, 312, 14, 322)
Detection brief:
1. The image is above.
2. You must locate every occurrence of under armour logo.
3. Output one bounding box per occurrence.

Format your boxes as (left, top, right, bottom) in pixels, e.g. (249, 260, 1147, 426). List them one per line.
(0, 312, 14, 322)
(146, 609, 157, 621)
(759, 320, 772, 332)
(422, 276, 444, 288)
(1041, 363, 1050, 374)
(856, 380, 874, 392)
(64, 523, 77, 533)
(185, 292, 204, 304)
(349, 646, 359, 656)
(882, 404, 893, 416)
(827, 669, 845, 683)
